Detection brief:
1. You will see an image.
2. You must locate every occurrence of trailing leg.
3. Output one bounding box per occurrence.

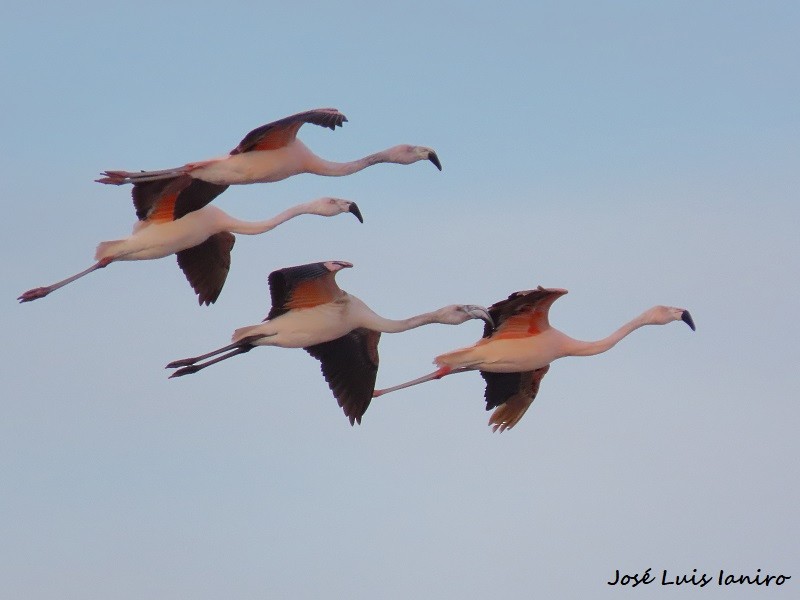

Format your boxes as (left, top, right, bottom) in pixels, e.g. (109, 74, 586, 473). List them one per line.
(165, 334, 272, 376)
(373, 366, 473, 397)
(18, 257, 114, 303)
(168, 345, 254, 378)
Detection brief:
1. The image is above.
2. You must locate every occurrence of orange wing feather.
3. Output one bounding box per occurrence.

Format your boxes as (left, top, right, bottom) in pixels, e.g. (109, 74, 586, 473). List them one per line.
(284, 274, 342, 310)
(266, 261, 349, 320)
(146, 189, 180, 223)
(485, 287, 568, 341)
(489, 311, 547, 340)
(250, 122, 303, 151)
(232, 109, 347, 155)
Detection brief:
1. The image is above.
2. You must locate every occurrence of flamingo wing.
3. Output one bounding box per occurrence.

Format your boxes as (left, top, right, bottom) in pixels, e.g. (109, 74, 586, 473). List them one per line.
(133, 174, 229, 222)
(265, 261, 346, 320)
(175, 232, 236, 305)
(482, 366, 550, 432)
(485, 287, 568, 339)
(231, 108, 347, 155)
(305, 328, 381, 425)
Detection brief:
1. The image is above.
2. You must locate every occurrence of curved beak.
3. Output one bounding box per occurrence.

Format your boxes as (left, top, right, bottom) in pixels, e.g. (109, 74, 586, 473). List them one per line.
(681, 310, 696, 331)
(428, 151, 442, 171)
(466, 305, 494, 328)
(348, 202, 364, 223)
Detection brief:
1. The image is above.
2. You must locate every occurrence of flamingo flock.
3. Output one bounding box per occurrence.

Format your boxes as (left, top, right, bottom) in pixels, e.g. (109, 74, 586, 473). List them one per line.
(19, 107, 694, 430)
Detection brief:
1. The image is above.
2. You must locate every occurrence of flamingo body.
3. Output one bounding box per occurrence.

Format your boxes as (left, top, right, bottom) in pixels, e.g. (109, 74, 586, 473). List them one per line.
(184, 141, 318, 185)
(231, 295, 354, 349)
(437, 328, 579, 373)
(96, 205, 233, 262)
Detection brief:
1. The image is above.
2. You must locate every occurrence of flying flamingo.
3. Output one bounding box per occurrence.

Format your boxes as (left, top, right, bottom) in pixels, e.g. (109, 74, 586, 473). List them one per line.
(166, 261, 492, 424)
(18, 184, 363, 305)
(374, 287, 695, 432)
(97, 108, 442, 194)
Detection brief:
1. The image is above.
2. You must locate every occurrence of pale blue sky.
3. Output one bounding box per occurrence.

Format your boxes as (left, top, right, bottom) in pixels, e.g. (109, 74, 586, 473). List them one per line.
(2, 2, 798, 598)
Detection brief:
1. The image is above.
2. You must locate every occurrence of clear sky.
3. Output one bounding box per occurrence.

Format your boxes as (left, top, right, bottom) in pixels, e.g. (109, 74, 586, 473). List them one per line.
(2, 2, 798, 598)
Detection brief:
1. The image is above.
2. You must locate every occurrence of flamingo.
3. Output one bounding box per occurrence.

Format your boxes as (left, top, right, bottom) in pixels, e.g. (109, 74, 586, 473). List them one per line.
(373, 287, 696, 432)
(166, 261, 492, 424)
(97, 108, 441, 194)
(18, 186, 363, 305)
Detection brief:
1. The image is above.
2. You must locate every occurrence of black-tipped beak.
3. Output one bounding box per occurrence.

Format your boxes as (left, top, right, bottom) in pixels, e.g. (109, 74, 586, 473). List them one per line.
(681, 310, 696, 331)
(468, 305, 494, 328)
(428, 151, 442, 171)
(348, 202, 364, 223)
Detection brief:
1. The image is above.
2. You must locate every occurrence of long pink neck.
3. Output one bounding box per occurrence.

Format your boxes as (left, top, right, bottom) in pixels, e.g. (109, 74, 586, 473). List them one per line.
(567, 312, 651, 357)
(307, 151, 389, 176)
(363, 309, 451, 334)
(222, 203, 315, 235)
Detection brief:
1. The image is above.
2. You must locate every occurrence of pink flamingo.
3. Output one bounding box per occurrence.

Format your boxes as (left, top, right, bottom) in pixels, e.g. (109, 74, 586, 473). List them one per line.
(374, 287, 695, 432)
(18, 192, 362, 305)
(97, 108, 441, 189)
(166, 261, 491, 424)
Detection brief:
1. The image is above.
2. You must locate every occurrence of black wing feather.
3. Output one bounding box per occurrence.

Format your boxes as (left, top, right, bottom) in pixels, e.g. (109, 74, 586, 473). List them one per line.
(304, 328, 380, 425)
(131, 175, 228, 221)
(173, 180, 230, 220)
(481, 366, 550, 411)
(176, 232, 236, 305)
(481, 371, 524, 410)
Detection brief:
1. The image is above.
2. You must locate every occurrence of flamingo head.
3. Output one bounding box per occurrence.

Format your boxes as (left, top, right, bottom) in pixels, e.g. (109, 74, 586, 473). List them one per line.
(438, 304, 494, 327)
(387, 145, 442, 170)
(646, 306, 696, 330)
(322, 260, 354, 273)
(311, 197, 364, 223)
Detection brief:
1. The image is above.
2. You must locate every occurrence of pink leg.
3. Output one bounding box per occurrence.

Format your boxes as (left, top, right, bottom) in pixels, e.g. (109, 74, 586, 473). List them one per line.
(166, 334, 271, 370)
(373, 366, 471, 398)
(18, 257, 113, 303)
(96, 165, 190, 185)
(95, 173, 127, 185)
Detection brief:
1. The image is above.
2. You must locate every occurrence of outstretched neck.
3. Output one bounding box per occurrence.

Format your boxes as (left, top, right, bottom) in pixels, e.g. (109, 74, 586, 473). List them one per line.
(567, 311, 651, 357)
(363, 307, 451, 334)
(222, 203, 315, 235)
(308, 151, 388, 177)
